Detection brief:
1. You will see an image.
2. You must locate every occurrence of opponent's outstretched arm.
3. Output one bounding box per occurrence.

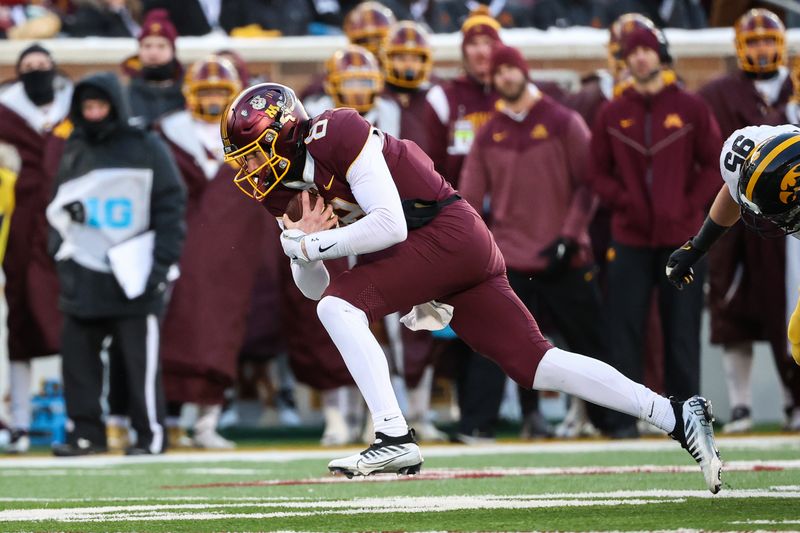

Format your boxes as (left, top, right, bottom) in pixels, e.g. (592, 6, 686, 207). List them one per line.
(665, 185, 740, 288)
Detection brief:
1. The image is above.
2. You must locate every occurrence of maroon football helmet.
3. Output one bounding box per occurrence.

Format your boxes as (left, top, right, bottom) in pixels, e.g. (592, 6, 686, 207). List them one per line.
(221, 83, 309, 200)
(383, 21, 432, 89)
(343, 1, 396, 58)
(735, 8, 785, 75)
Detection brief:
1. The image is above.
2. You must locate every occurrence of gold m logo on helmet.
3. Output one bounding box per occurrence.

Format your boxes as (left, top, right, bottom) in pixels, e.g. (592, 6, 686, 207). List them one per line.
(779, 163, 800, 204)
(265, 104, 280, 118)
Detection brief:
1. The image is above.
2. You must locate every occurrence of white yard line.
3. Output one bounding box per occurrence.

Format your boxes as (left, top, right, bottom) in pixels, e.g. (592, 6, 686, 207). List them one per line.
(0, 435, 796, 468)
(2, 490, 800, 523)
(1, 490, 797, 523)
(0, 496, 690, 522)
(0, 467, 273, 477)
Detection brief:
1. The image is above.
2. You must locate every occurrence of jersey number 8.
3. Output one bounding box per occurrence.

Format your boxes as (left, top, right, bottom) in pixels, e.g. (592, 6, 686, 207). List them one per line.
(304, 119, 328, 144)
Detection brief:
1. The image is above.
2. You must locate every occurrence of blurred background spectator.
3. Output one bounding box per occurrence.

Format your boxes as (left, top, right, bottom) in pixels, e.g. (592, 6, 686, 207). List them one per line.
(62, 0, 142, 38)
(121, 9, 184, 127)
(0, 1, 61, 39)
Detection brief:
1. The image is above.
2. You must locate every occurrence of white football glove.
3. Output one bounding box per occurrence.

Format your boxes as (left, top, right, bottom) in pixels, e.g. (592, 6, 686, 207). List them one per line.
(280, 228, 310, 263)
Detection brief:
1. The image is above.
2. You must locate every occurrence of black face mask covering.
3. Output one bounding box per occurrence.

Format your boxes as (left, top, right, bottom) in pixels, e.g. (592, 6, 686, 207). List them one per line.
(82, 114, 118, 143)
(141, 61, 176, 82)
(20, 69, 56, 106)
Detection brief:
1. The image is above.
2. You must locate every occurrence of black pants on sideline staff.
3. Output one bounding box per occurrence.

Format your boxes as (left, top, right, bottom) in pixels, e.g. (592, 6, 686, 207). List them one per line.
(507, 265, 614, 432)
(455, 341, 506, 438)
(61, 313, 166, 452)
(456, 265, 613, 437)
(604, 242, 706, 430)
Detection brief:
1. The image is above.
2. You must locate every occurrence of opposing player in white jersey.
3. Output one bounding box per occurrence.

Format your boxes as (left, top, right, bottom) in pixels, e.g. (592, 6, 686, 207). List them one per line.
(666, 124, 800, 369)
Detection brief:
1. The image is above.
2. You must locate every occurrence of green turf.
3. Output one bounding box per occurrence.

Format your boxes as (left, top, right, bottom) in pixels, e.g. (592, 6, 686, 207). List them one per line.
(1, 437, 798, 532)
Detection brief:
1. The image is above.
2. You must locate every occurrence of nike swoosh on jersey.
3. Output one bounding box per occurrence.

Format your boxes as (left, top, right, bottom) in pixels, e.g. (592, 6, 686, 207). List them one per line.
(323, 175, 335, 190)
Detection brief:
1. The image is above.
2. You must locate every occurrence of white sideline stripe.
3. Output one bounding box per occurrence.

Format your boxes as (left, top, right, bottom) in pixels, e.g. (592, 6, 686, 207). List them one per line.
(0, 496, 690, 522)
(0, 467, 274, 477)
(732, 520, 800, 525)
(0, 435, 797, 468)
(0, 496, 309, 503)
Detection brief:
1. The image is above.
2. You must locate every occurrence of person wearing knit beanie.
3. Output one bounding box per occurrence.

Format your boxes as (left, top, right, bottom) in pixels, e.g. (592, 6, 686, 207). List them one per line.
(620, 26, 663, 87)
(123, 7, 185, 128)
(460, 7, 502, 87)
(620, 26, 662, 59)
(139, 9, 177, 50)
(490, 44, 530, 85)
(490, 43, 534, 109)
(136, 9, 179, 82)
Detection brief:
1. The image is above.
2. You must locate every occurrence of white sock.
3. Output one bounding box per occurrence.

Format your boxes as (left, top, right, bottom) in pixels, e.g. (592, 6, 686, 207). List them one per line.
(721, 342, 753, 409)
(317, 296, 407, 437)
(533, 348, 676, 433)
(9, 361, 31, 430)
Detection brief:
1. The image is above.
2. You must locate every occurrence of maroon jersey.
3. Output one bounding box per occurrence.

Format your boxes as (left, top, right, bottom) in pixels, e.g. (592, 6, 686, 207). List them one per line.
(158, 123, 272, 404)
(698, 71, 792, 348)
(0, 101, 64, 360)
(268, 108, 455, 223)
(262, 106, 554, 387)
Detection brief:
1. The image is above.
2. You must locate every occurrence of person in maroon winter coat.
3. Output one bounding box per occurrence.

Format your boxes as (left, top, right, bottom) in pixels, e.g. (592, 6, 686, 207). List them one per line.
(588, 24, 722, 436)
(424, 7, 563, 443)
(460, 44, 613, 439)
(0, 44, 70, 453)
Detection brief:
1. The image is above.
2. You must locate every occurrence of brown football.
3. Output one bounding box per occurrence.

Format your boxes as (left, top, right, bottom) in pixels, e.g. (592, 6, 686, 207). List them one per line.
(284, 189, 322, 222)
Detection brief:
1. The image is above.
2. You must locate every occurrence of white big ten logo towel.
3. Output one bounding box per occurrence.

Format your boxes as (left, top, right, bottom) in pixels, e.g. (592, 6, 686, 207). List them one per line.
(46, 168, 153, 273)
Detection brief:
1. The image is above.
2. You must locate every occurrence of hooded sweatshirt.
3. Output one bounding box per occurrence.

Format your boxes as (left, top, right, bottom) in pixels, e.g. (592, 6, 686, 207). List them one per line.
(47, 72, 186, 318)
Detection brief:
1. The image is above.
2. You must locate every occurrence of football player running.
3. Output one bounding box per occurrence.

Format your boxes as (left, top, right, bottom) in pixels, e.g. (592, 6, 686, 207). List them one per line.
(221, 83, 723, 494)
(667, 124, 800, 368)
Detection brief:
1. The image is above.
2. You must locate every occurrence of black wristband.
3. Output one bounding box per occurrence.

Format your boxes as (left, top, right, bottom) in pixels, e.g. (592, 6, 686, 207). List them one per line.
(692, 216, 730, 252)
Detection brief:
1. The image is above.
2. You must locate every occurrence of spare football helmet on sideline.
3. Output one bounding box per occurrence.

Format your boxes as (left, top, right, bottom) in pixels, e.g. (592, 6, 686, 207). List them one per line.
(343, 1, 396, 58)
(183, 55, 242, 122)
(738, 132, 800, 235)
(734, 8, 785, 76)
(382, 21, 432, 89)
(221, 83, 310, 200)
(608, 13, 670, 77)
(324, 45, 384, 113)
